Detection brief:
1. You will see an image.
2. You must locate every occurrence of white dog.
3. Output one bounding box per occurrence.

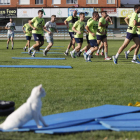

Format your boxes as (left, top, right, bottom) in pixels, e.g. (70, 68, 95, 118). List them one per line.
(0, 84, 48, 130)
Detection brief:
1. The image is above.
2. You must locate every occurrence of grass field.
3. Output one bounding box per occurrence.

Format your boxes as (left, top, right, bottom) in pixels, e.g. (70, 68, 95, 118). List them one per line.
(0, 39, 140, 140)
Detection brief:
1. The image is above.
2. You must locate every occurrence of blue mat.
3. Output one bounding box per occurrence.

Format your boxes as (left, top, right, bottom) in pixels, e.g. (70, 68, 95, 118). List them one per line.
(0, 65, 72, 69)
(40, 49, 61, 51)
(12, 57, 65, 60)
(21, 52, 63, 54)
(100, 120, 140, 128)
(96, 113, 140, 121)
(35, 122, 109, 134)
(42, 46, 64, 47)
(22, 105, 140, 131)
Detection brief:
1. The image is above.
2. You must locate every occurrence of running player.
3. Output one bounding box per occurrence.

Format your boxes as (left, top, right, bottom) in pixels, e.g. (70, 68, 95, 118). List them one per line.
(96, 15, 113, 56)
(5, 18, 16, 50)
(112, 5, 140, 64)
(124, 17, 140, 59)
(43, 15, 58, 56)
(64, 10, 79, 56)
(70, 13, 85, 58)
(28, 10, 45, 57)
(83, 12, 105, 62)
(96, 11, 111, 60)
(22, 19, 32, 52)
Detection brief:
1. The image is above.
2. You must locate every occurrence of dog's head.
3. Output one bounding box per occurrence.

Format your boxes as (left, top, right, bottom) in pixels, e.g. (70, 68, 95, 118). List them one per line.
(31, 84, 46, 98)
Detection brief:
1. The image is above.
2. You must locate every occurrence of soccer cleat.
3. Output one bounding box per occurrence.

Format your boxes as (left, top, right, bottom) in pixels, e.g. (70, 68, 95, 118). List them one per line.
(23, 47, 26, 52)
(91, 55, 93, 58)
(112, 56, 117, 64)
(84, 53, 88, 60)
(31, 54, 35, 57)
(86, 59, 92, 62)
(100, 52, 104, 56)
(28, 49, 32, 55)
(64, 52, 68, 56)
(124, 51, 128, 59)
(131, 59, 140, 64)
(77, 51, 82, 57)
(7, 47, 8, 49)
(70, 51, 75, 58)
(43, 50, 47, 56)
(104, 57, 112, 60)
(95, 53, 99, 56)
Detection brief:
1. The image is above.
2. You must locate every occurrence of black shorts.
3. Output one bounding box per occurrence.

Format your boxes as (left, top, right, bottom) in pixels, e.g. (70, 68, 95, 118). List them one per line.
(96, 35, 107, 41)
(26, 36, 32, 41)
(75, 38, 83, 43)
(33, 34, 44, 42)
(69, 32, 74, 39)
(89, 40, 98, 47)
(126, 32, 138, 40)
(86, 34, 90, 44)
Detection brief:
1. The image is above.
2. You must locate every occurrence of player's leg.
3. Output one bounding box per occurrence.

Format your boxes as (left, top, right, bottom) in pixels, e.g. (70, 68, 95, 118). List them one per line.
(72, 37, 75, 50)
(64, 32, 74, 56)
(131, 37, 140, 63)
(43, 36, 53, 56)
(70, 38, 83, 58)
(124, 44, 136, 59)
(11, 36, 14, 50)
(84, 40, 98, 62)
(7, 37, 10, 49)
(112, 38, 130, 64)
(24, 36, 31, 51)
(96, 41, 104, 56)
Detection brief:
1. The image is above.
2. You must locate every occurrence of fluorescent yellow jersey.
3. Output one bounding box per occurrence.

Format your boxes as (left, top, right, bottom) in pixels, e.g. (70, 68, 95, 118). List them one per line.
(23, 23, 32, 37)
(73, 20, 85, 38)
(96, 17, 106, 35)
(137, 18, 140, 35)
(66, 16, 79, 32)
(31, 17, 45, 34)
(127, 12, 138, 34)
(87, 19, 98, 40)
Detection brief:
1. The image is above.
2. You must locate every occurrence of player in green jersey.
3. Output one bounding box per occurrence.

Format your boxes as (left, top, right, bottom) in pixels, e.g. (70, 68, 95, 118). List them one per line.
(84, 12, 105, 62)
(113, 5, 140, 64)
(96, 15, 113, 56)
(70, 13, 85, 58)
(22, 19, 32, 52)
(28, 10, 45, 57)
(64, 10, 79, 56)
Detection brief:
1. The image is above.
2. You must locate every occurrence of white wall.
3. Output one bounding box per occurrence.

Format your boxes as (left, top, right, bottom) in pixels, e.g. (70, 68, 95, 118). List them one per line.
(121, 0, 139, 4)
(19, 0, 30, 5)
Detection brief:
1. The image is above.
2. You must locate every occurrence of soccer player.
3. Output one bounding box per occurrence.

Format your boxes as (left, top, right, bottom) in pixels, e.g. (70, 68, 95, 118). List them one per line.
(22, 19, 32, 51)
(124, 17, 140, 59)
(43, 15, 58, 56)
(70, 13, 85, 58)
(112, 5, 140, 64)
(96, 11, 111, 60)
(64, 10, 79, 56)
(28, 10, 45, 57)
(83, 12, 105, 62)
(96, 15, 113, 56)
(5, 18, 16, 50)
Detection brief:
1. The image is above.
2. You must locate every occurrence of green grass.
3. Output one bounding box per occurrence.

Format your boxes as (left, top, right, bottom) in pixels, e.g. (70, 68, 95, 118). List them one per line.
(0, 39, 140, 140)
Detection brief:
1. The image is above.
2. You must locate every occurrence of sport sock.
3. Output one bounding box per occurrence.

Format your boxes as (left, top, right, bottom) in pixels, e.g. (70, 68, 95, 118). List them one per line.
(102, 48, 104, 53)
(105, 52, 108, 58)
(32, 50, 36, 55)
(115, 53, 119, 59)
(97, 49, 100, 54)
(133, 55, 137, 60)
(30, 46, 34, 50)
(25, 46, 27, 49)
(66, 49, 69, 53)
(127, 50, 130, 54)
(86, 49, 91, 55)
(80, 50, 82, 52)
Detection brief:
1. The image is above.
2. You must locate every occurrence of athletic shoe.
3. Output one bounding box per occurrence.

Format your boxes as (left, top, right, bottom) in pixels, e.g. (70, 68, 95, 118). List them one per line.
(77, 51, 82, 57)
(86, 59, 92, 62)
(64, 52, 68, 56)
(7, 47, 8, 49)
(70, 51, 75, 58)
(91, 55, 93, 58)
(124, 51, 128, 59)
(112, 56, 117, 64)
(28, 49, 32, 55)
(104, 57, 112, 60)
(100, 52, 104, 56)
(31, 54, 35, 57)
(131, 59, 140, 64)
(43, 50, 47, 56)
(23, 47, 26, 51)
(95, 53, 99, 56)
(84, 53, 88, 60)
(138, 54, 140, 59)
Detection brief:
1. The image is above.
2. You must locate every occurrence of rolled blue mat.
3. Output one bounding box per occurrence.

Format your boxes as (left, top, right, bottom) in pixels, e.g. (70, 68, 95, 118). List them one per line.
(0, 65, 72, 69)
(12, 57, 65, 60)
(42, 46, 64, 47)
(21, 52, 63, 54)
(40, 49, 61, 51)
